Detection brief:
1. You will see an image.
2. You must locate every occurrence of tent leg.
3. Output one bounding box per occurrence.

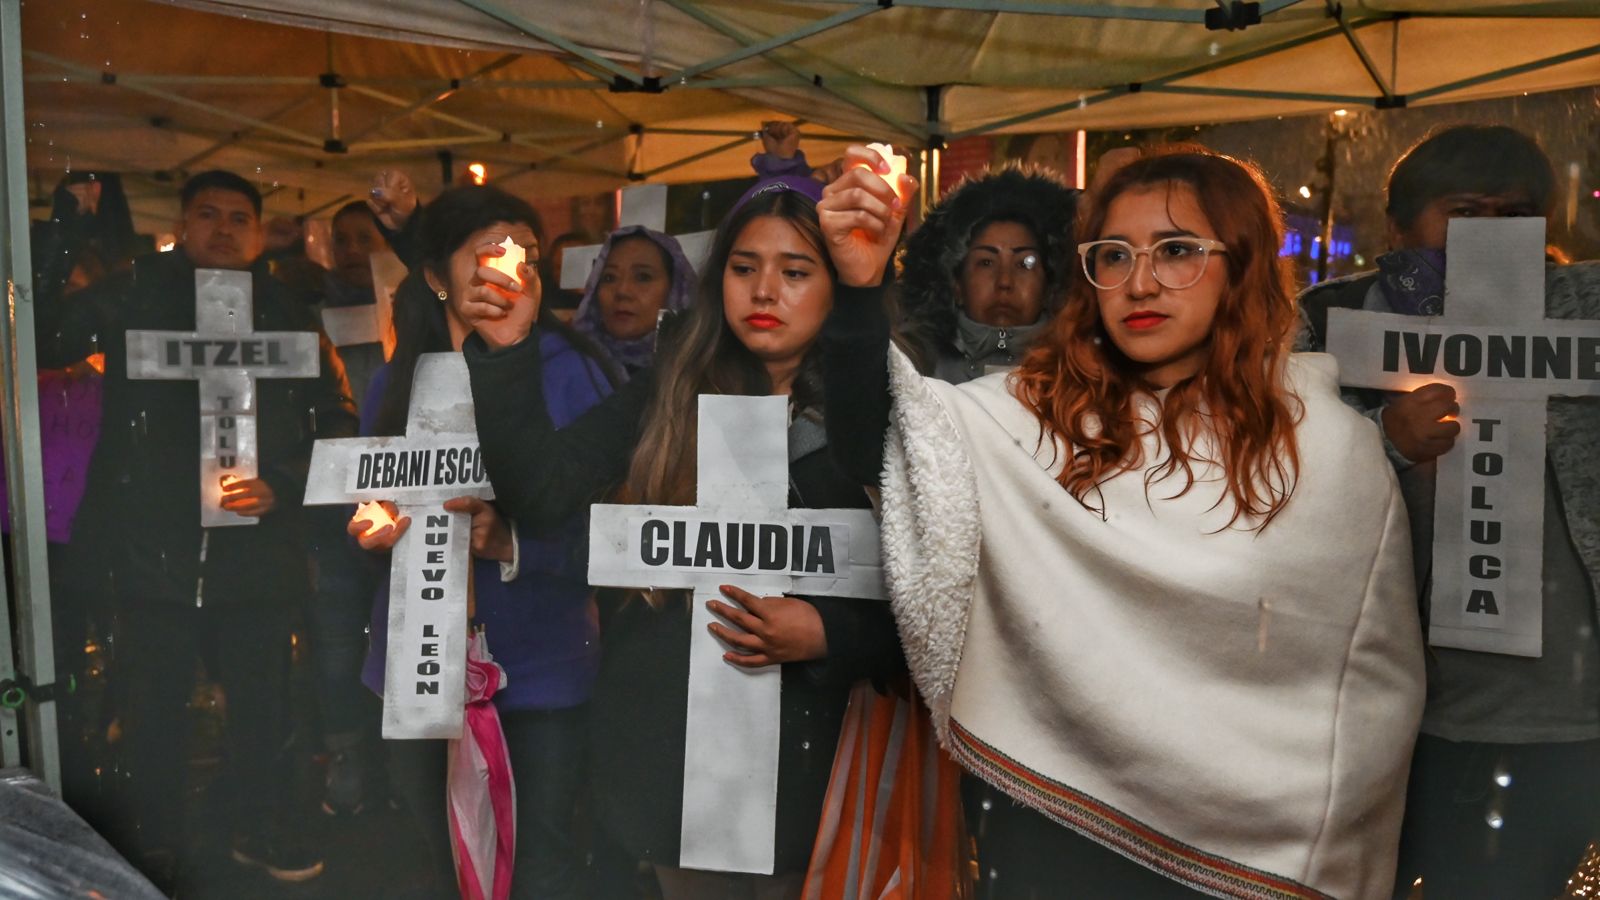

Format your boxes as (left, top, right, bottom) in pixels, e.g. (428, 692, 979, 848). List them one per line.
(0, 0, 62, 791)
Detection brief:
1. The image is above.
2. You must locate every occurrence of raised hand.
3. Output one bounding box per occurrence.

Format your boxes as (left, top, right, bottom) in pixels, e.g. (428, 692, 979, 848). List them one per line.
(458, 237, 541, 350)
(1381, 382, 1462, 463)
(705, 585, 828, 668)
(760, 120, 801, 160)
(816, 145, 915, 288)
(368, 170, 419, 232)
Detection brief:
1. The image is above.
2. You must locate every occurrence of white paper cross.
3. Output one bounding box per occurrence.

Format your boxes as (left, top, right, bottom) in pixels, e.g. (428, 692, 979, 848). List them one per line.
(1326, 218, 1600, 657)
(303, 353, 491, 737)
(125, 269, 320, 527)
(319, 249, 406, 356)
(559, 184, 715, 291)
(587, 394, 885, 874)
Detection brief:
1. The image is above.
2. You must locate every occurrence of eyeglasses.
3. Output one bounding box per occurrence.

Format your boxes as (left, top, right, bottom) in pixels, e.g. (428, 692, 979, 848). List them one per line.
(1077, 237, 1227, 291)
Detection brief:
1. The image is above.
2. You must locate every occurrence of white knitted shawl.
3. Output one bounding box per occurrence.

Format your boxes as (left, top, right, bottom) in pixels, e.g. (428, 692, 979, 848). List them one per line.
(880, 347, 1424, 900)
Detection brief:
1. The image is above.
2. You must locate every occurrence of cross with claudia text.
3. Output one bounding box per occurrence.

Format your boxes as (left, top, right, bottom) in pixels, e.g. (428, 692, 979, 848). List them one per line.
(1326, 217, 1600, 657)
(303, 353, 491, 738)
(587, 394, 885, 874)
(126, 269, 320, 527)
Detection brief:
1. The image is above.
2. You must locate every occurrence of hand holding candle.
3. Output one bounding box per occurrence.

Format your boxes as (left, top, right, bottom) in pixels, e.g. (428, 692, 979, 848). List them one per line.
(483, 236, 526, 289)
(865, 142, 910, 203)
(818, 144, 916, 288)
(218, 475, 277, 517)
(349, 500, 409, 551)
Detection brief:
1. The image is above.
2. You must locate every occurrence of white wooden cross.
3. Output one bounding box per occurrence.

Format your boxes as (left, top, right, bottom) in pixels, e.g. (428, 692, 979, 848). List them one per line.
(1326, 218, 1600, 657)
(587, 394, 885, 874)
(559, 184, 715, 292)
(126, 269, 320, 527)
(303, 353, 491, 738)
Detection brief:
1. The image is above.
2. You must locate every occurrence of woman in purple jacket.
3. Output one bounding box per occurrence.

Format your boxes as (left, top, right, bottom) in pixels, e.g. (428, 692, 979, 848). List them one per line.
(352, 185, 621, 899)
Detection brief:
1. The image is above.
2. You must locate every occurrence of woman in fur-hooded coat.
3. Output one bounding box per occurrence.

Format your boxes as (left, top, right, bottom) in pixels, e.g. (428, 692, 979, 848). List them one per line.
(897, 165, 1078, 383)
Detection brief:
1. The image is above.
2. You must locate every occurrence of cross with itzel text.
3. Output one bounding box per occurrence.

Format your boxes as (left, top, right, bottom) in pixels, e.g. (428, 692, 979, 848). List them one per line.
(126, 269, 320, 527)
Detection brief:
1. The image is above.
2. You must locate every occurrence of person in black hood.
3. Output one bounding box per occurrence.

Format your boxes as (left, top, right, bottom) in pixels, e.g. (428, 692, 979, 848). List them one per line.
(897, 165, 1078, 383)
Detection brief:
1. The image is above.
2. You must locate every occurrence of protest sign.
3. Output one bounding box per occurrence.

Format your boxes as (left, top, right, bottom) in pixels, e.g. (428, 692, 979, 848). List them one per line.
(304, 353, 490, 738)
(125, 269, 319, 527)
(1326, 218, 1600, 656)
(588, 394, 884, 873)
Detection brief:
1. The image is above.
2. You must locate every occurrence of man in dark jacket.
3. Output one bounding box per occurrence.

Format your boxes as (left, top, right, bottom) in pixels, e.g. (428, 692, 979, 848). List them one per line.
(37, 170, 357, 885)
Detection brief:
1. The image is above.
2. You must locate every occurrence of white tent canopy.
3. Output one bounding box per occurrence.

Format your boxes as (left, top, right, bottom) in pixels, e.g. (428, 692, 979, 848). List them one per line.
(19, 0, 1600, 227)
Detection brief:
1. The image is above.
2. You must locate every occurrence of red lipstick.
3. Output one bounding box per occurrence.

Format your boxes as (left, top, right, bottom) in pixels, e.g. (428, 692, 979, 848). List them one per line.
(745, 313, 783, 330)
(1123, 311, 1169, 330)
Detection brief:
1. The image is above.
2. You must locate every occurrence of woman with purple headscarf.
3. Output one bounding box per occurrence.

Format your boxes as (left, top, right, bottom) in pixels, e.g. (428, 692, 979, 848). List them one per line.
(571, 226, 698, 374)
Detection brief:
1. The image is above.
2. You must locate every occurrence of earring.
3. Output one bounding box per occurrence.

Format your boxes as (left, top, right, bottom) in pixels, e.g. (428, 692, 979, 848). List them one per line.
(436, 290, 448, 302)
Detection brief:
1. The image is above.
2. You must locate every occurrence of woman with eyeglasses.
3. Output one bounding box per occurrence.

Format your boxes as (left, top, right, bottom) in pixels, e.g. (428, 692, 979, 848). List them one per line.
(816, 145, 1424, 899)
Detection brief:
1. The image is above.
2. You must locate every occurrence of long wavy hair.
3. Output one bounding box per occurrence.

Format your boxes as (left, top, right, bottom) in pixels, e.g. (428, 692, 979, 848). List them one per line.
(622, 189, 831, 505)
(1013, 147, 1301, 530)
(619, 190, 836, 606)
(373, 185, 620, 436)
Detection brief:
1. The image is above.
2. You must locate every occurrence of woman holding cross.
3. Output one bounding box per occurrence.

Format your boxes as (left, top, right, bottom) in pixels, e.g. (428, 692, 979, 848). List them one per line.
(816, 144, 1426, 899)
(350, 184, 622, 899)
(456, 174, 951, 899)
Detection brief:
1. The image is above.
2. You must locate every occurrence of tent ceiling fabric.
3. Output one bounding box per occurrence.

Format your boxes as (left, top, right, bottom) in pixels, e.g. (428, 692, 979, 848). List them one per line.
(22, 0, 1600, 226)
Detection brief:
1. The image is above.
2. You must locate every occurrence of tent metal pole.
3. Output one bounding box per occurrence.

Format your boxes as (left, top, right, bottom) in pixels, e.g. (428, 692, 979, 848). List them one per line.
(644, 127, 871, 142)
(341, 54, 520, 144)
(1408, 42, 1600, 103)
(802, 0, 1309, 21)
(345, 136, 507, 152)
(454, 0, 641, 85)
(467, 79, 611, 91)
(949, 15, 1382, 139)
(27, 51, 326, 147)
(344, 87, 501, 142)
(637, 134, 753, 179)
(658, 0, 921, 142)
(0, 0, 61, 791)
(1144, 84, 1375, 105)
(24, 73, 318, 87)
(1326, 1, 1396, 102)
(170, 92, 323, 174)
(505, 132, 631, 179)
(805, 0, 1205, 21)
(666, 3, 885, 83)
(948, 86, 1128, 140)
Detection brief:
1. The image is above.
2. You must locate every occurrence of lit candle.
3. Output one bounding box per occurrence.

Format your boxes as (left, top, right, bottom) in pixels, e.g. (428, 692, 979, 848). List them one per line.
(352, 500, 397, 534)
(866, 142, 909, 202)
(484, 236, 525, 289)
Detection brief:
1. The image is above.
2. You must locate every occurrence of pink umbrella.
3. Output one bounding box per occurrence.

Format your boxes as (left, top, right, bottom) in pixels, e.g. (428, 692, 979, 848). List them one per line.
(448, 629, 516, 900)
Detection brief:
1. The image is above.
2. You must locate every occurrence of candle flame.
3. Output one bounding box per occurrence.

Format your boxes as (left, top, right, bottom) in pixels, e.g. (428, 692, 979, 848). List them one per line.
(484, 236, 525, 288)
(352, 500, 396, 534)
(865, 142, 909, 203)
